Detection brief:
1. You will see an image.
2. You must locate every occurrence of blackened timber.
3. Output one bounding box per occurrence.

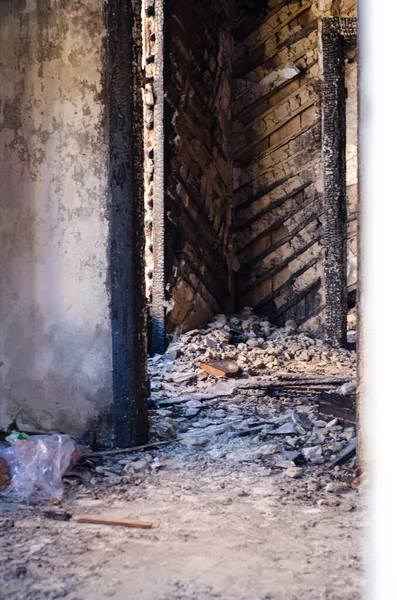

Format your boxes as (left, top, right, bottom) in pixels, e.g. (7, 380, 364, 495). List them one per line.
(235, 182, 312, 232)
(237, 193, 321, 260)
(234, 69, 306, 122)
(179, 253, 226, 308)
(234, 121, 321, 192)
(108, 0, 149, 446)
(235, 175, 294, 212)
(234, 20, 317, 78)
(322, 19, 348, 348)
(166, 197, 229, 287)
(169, 175, 227, 248)
(254, 258, 321, 312)
(273, 280, 323, 323)
(240, 210, 322, 269)
(232, 0, 269, 42)
(239, 236, 321, 295)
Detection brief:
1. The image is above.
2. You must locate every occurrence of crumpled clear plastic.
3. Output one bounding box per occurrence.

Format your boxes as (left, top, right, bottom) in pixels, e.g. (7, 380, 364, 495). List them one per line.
(0, 434, 82, 499)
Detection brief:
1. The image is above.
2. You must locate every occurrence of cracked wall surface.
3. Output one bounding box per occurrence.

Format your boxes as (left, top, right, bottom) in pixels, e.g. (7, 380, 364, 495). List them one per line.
(0, 0, 113, 436)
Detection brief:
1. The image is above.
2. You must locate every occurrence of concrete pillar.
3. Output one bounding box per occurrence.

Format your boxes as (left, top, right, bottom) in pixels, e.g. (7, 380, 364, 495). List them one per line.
(0, 0, 148, 446)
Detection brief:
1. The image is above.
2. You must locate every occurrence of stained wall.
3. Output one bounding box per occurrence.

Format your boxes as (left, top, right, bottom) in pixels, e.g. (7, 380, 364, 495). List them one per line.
(0, 0, 112, 436)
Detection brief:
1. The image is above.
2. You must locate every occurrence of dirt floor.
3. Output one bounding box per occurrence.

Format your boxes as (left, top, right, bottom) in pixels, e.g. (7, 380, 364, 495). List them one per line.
(0, 315, 364, 599)
(0, 430, 364, 600)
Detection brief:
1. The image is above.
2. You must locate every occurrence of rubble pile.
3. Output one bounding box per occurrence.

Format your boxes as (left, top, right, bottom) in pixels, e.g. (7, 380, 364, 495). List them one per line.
(149, 311, 356, 395)
(56, 313, 359, 508)
(138, 312, 358, 496)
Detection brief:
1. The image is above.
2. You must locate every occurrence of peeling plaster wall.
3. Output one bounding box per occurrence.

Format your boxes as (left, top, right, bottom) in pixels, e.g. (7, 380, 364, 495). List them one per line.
(0, 0, 112, 436)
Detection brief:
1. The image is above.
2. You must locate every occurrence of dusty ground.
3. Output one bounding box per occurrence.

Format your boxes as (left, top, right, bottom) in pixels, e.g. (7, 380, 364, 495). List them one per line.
(0, 429, 364, 600)
(0, 316, 363, 599)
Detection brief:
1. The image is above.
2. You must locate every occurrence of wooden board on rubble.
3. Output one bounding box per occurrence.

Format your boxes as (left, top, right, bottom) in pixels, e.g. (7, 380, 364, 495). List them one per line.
(200, 360, 241, 378)
(318, 390, 356, 425)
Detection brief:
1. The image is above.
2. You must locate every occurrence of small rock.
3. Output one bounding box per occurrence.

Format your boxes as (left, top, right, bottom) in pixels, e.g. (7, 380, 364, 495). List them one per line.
(213, 314, 227, 325)
(339, 380, 357, 395)
(247, 339, 259, 348)
(325, 481, 346, 494)
(318, 497, 340, 507)
(310, 455, 325, 465)
(154, 421, 177, 439)
(313, 420, 327, 428)
(285, 467, 303, 479)
(306, 479, 320, 492)
(258, 443, 281, 456)
(164, 349, 179, 361)
(285, 319, 297, 333)
(302, 446, 321, 459)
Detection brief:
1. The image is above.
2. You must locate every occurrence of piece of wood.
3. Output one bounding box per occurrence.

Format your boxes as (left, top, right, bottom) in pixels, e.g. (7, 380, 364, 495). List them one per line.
(199, 361, 241, 378)
(85, 439, 173, 458)
(0, 457, 11, 491)
(318, 390, 356, 425)
(72, 515, 156, 529)
(277, 375, 355, 384)
(327, 439, 357, 470)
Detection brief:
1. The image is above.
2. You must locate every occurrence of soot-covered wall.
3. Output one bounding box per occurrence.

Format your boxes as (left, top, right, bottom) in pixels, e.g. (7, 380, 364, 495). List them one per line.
(158, 0, 357, 339)
(163, 0, 234, 334)
(232, 0, 324, 330)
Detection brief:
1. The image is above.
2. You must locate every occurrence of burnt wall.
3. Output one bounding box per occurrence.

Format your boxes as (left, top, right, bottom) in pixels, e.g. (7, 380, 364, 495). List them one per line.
(163, 0, 233, 334)
(232, 0, 324, 330)
(0, 0, 148, 446)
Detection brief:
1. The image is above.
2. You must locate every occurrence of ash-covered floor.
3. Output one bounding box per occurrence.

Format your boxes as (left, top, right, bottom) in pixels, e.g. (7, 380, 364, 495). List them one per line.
(0, 313, 363, 600)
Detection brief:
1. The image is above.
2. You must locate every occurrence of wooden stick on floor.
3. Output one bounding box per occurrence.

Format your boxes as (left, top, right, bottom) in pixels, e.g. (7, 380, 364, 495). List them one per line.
(72, 515, 157, 529)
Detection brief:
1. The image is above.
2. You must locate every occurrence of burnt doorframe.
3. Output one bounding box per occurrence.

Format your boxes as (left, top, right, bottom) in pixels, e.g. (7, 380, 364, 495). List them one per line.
(108, 0, 149, 447)
(322, 17, 357, 348)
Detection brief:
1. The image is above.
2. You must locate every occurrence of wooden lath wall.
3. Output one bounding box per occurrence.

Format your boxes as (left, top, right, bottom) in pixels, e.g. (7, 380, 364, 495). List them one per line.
(163, 0, 233, 333)
(232, 0, 325, 330)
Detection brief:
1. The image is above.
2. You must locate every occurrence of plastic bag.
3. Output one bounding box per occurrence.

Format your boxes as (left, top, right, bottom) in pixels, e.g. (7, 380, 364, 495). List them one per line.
(0, 433, 82, 499)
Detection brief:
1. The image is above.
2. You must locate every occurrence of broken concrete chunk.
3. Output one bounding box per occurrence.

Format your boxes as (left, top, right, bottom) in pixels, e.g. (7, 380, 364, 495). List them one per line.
(302, 446, 322, 459)
(269, 423, 297, 436)
(325, 481, 346, 494)
(266, 456, 296, 468)
(318, 497, 340, 507)
(339, 380, 357, 395)
(285, 467, 303, 479)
